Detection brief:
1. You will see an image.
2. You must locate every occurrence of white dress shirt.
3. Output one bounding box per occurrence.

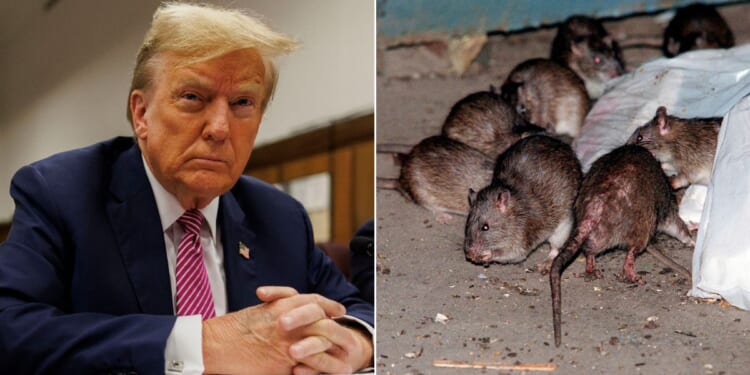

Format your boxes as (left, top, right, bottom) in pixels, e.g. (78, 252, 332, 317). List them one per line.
(143, 158, 219, 374)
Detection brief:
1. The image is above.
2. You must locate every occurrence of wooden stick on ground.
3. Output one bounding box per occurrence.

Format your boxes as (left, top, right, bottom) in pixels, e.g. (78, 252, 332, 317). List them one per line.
(433, 359, 557, 372)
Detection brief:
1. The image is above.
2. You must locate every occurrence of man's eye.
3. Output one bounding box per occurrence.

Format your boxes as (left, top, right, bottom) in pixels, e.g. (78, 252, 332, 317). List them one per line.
(182, 93, 200, 101)
(233, 98, 254, 107)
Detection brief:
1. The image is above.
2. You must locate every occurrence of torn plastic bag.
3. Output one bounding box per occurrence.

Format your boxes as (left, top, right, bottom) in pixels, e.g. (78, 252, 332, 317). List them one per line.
(689, 96, 750, 309)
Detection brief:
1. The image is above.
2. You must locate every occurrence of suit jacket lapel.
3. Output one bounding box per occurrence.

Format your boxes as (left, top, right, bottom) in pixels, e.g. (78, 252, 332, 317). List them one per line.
(219, 192, 260, 311)
(105, 144, 173, 315)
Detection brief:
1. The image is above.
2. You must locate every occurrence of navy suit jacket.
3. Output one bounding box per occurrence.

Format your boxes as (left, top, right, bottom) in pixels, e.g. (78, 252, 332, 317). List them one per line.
(0, 137, 373, 374)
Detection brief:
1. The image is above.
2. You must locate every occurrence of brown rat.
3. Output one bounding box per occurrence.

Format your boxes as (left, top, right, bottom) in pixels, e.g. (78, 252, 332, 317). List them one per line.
(378, 135, 495, 223)
(550, 15, 625, 99)
(500, 58, 590, 139)
(549, 145, 694, 347)
(663, 3, 734, 57)
(463, 135, 582, 271)
(627, 106, 722, 189)
(441, 89, 537, 158)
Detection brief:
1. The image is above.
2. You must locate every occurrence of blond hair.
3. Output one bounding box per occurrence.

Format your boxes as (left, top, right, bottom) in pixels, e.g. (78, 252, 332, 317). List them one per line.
(127, 2, 298, 124)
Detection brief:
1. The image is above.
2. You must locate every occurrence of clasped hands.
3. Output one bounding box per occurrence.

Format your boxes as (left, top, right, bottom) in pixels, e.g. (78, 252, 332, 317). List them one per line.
(202, 286, 372, 375)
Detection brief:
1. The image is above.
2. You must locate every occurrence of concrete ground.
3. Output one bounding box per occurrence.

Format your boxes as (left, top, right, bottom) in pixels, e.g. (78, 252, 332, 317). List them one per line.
(375, 4, 750, 374)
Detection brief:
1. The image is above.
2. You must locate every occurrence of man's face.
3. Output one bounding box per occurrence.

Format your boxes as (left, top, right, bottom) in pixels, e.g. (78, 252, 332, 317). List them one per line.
(130, 49, 266, 208)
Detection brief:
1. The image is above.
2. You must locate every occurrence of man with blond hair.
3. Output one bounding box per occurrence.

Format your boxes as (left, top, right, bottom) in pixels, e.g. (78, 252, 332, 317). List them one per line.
(0, 3, 373, 374)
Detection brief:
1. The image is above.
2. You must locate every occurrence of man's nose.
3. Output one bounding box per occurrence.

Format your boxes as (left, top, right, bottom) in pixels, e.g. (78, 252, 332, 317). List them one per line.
(203, 100, 230, 141)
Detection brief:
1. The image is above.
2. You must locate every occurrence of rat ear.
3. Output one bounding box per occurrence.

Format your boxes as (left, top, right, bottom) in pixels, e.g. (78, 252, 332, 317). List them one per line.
(656, 106, 670, 135)
(494, 190, 510, 213)
(500, 81, 522, 102)
(570, 38, 588, 58)
(468, 188, 477, 206)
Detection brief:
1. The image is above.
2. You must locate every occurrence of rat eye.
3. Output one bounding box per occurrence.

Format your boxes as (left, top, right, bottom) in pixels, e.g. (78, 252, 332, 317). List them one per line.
(637, 135, 643, 143)
(594, 56, 602, 65)
(481, 224, 489, 231)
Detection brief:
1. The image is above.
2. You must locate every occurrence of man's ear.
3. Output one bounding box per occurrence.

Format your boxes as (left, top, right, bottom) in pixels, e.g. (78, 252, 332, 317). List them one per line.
(130, 90, 149, 140)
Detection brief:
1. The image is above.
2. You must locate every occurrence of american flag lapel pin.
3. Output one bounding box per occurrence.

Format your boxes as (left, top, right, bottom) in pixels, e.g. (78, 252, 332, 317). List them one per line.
(238, 241, 251, 260)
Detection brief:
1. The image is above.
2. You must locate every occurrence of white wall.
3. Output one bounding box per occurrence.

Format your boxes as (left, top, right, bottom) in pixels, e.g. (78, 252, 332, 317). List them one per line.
(0, 0, 374, 221)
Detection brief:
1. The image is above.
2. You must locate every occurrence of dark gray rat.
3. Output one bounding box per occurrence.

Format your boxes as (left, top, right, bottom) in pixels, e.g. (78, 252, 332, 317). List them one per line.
(500, 59, 590, 140)
(549, 145, 694, 347)
(463, 135, 582, 272)
(663, 3, 734, 57)
(378, 136, 495, 223)
(550, 15, 626, 99)
(441, 90, 535, 158)
(627, 106, 722, 189)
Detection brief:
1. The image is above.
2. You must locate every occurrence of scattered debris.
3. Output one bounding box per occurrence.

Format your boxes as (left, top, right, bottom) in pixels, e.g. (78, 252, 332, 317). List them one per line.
(516, 286, 541, 296)
(404, 347, 423, 359)
(433, 359, 557, 371)
(435, 313, 449, 324)
(674, 330, 697, 338)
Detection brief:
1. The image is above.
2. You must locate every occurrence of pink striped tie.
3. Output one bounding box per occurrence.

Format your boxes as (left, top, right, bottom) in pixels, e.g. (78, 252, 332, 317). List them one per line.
(175, 209, 216, 320)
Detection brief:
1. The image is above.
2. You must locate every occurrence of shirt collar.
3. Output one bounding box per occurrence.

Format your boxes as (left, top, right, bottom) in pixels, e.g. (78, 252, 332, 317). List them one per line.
(142, 156, 219, 237)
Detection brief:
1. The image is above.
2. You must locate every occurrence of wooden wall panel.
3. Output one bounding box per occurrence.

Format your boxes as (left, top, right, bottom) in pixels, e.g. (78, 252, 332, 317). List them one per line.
(353, 140, 374, 229)
(244, 113, 374, 244)
(280, 153, 329, 182)
(331, 147, 354, 243)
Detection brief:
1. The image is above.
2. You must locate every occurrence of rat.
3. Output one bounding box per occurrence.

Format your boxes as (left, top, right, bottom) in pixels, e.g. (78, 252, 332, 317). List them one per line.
(549, 145, 694, 347)
(463, 134, 582, 272)
(550, 15, 626, 99)
(500, 58, 590, 140)
(378, 135, 495, 223)
(663, 3, 734, 57)
(627, 106, 722, 189)
(441, 89, 538, 158)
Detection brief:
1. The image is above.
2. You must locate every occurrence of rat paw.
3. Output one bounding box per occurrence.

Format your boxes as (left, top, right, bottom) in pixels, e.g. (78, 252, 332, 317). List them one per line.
(687, 221, 699, 232)
(535, 261, 552, 275)
(617, 272, 646, 285)
(573, 269, 603, 281)
(584, 269, 603, 282)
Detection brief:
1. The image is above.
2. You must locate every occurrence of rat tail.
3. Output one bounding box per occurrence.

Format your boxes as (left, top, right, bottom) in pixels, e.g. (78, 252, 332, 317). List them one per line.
(376, 144, 410, 167)
(549, 224, 590, 348)
(377, 143, 412, 155)
(377, 177, 412, 202)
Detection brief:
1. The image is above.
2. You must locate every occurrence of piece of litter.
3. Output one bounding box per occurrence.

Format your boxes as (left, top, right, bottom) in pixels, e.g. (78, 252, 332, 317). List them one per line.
(435, 313, 449, 324)
(405, 347, 423, 358)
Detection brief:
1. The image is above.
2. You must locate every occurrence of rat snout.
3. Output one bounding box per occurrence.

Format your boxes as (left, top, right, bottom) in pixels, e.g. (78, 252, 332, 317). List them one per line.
(465, 244, 493, 264)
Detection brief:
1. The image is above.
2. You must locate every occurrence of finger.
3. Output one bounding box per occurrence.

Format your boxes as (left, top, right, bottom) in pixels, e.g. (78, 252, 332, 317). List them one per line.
(256, 286, 298, 302)
(280, 303, 327, 331)
(278, 293, 345, 319)
(292, 364, 317, 375)
(289, 335, 332, 359)
(296, 319, 358, 356)
(295, 351, 353, 375)
(307, 294, 345, 318)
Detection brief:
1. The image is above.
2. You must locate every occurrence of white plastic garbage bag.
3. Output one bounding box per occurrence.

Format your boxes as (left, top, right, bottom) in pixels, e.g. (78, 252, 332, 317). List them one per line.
(689, 96, 750, 309)
(572, 44, 750, 310)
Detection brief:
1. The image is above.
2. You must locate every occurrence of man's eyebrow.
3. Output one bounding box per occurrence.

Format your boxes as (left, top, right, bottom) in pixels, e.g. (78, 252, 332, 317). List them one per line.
(174, 77, 211, 90)
(235, 81, 265, 95)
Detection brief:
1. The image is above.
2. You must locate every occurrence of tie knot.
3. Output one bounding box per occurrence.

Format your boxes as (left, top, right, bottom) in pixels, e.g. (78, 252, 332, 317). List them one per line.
(177, 209, 204, 236)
